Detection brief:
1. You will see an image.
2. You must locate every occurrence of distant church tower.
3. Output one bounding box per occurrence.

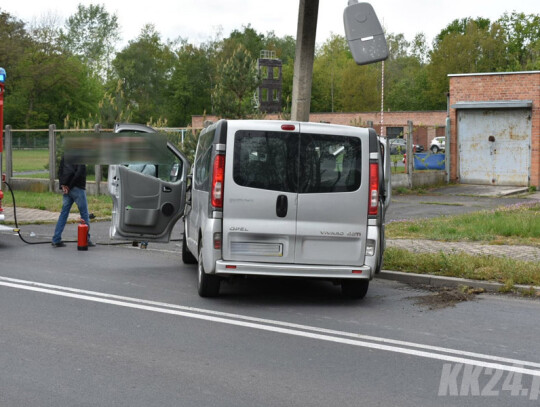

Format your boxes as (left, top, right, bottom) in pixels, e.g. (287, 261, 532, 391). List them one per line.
(257, 50, 282, 113)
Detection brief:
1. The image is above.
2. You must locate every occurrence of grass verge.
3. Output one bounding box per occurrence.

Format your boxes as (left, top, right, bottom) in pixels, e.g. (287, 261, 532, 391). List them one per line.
(384, 247, 540, 288)
(2, 149, 49, 173)
(386, 202, 540, 246)
(2, 190, 113, 219)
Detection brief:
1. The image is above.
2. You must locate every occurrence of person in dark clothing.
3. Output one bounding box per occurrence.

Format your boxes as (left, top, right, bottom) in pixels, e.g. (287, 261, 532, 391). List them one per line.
(51, 155, 93, 247)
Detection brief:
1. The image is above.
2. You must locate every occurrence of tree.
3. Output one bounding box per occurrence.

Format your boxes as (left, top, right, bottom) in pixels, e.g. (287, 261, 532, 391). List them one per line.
(94, 79, 135, 128)
(169, 41, 214, 126)
(0, 10, 32, 126)
(385, 57, 430, 111)
(338, 60, 380, 112)
(212, 44, 260, 118)
(383, 32, 431, 111)
(426, 19, 508, 108)
(311, 34, 351, 112)
(220, 25, 265, 60)
(498, 12, 540, 70)
(59, 3, 120, 80)
(111, 25, 176, 124)
(433, 17, 491, 46)
(4, 14, 102, 129)
(263, 32, 296, 64)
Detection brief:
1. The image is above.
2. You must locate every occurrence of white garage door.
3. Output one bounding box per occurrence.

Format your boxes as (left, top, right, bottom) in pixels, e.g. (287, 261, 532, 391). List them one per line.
(458, 109, 531, 186)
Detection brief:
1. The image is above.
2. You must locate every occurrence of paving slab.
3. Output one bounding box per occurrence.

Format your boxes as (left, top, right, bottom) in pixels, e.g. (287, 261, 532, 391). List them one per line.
(1, 207, 79, 224)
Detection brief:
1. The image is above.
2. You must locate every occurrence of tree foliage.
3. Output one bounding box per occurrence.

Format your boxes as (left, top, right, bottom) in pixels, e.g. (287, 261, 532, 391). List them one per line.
(1, 5, 539, 131)
(169, 42, 214, 126)
(212, 44, 261, 119)
(111, 24, 176, 124)
(59, 4, 120, 80)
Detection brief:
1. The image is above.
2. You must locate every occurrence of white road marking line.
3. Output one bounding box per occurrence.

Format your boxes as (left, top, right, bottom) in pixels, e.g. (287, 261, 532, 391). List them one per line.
(1, 276, 540, 377)
(1, 276, 537, 368)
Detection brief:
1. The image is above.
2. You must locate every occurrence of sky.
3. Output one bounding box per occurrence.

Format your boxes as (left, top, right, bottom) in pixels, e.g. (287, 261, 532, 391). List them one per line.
(2, 0, 539, 49)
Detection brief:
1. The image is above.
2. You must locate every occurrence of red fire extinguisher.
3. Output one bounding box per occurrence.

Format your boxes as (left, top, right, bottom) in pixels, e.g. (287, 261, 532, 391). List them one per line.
(78, 219, 89, 251)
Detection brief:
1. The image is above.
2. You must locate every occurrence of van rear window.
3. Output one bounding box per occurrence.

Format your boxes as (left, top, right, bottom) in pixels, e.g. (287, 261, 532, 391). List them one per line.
(233, 131, 362, 193)
(300, 133, 361, 193)
(233, 131, 298, 192)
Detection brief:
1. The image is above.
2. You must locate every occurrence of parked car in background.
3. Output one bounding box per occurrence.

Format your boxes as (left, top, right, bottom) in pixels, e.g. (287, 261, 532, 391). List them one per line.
(388, 138, 423, 155)
(430, 136, 445, 153)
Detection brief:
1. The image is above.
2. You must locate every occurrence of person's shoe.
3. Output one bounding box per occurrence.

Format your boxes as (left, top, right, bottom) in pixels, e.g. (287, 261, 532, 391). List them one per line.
(87, 241, 96, 247)
(51, 241, 66, 248)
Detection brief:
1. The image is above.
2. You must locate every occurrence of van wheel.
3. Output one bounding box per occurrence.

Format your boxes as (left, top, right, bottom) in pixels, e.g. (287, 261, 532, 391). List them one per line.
(197, 240, 220, 297)
(182, 234, 197, 264)
(431, 145, 439, 153)
(341, 280, 369, 299)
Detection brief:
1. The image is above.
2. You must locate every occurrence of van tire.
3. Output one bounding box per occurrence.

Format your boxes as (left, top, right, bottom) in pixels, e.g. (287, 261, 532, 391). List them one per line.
(341, 280, 369, 299)
(182, 235, 197, 264)
(197, 240, 220, 297)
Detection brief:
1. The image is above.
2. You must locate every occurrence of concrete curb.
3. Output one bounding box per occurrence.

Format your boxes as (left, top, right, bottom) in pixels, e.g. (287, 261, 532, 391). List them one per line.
(377, 270, 540, 293)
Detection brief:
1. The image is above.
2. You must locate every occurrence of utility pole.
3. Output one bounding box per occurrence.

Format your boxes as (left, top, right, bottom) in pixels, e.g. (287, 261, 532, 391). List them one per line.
(291, 0, 319, 122)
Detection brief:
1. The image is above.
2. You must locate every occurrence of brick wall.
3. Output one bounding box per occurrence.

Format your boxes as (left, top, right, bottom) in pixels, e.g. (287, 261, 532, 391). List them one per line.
(192, 111, 447, 148)
(449, 72, 540, 187)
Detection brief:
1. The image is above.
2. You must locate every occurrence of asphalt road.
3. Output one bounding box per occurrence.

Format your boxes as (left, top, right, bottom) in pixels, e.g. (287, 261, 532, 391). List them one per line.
(1, 228, 540, 406)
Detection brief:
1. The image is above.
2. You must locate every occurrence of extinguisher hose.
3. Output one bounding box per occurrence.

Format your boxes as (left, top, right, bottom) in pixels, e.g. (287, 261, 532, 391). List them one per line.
(2, 180, 166, 247)
(2, 180, 137, 246)
(2, 180, 53, 244)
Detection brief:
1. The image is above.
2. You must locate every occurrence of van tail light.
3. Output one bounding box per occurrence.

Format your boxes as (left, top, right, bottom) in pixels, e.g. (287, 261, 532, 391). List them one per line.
(368, 162, 379, 216)
(211, 154, 225, 208)
(0, 190, 4, 214)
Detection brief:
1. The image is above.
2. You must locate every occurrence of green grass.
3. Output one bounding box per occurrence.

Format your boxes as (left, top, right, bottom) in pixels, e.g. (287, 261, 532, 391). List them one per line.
(3, 149, 98, 180)
(386, 202, 540, 246)
(2, 190, 113, 219)
(2, 149, 49, 173)
(384, 247, 540, 288)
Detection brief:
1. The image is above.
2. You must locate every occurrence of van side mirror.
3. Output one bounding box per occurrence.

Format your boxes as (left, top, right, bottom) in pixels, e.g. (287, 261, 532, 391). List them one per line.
(344, 1, 388, 65)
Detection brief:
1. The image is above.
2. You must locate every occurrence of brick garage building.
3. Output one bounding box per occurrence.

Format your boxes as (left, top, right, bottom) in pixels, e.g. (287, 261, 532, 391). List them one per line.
(449, 71, 540, 188)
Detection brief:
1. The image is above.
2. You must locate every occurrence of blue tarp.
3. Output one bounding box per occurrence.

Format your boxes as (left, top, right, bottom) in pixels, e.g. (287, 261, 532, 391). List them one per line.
(413, 153, 445, 170)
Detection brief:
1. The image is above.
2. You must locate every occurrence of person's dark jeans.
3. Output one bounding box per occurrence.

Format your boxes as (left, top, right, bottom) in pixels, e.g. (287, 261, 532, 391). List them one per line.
(52, 187, 90, 244)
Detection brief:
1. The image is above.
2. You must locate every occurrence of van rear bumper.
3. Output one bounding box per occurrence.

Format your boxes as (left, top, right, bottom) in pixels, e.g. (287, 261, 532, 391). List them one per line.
(215, 261, 371, 279)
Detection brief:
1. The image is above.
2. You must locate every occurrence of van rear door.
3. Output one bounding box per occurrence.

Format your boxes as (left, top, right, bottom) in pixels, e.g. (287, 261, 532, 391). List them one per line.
(294, 123, 369, 266)
(222, 121, 299, 264)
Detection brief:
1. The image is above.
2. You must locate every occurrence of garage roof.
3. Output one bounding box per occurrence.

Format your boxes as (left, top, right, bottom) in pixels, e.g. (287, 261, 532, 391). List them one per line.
(451, 100, 533, 109)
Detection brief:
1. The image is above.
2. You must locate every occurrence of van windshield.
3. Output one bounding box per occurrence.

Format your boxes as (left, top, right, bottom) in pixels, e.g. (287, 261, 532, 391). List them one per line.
(233, 130, 362, 193)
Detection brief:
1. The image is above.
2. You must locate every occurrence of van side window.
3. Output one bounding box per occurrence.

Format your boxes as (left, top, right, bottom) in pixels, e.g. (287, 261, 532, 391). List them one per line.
(233, 131, 298, 193)
(193, 131, 214, 191)
(194, 147, 212, 191)
(300, 133, 362, 193)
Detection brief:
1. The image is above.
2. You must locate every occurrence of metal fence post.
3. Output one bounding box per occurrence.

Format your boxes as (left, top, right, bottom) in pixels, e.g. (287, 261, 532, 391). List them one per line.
(48, 124, 56, 192)
(5, 125, 12, 184)
(94, 123, 102, 195)
(407, 120, 413, 187)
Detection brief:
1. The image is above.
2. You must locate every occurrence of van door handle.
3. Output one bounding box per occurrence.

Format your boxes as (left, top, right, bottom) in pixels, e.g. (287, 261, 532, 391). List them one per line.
(162, 186, 172, 192)
(276, 195, 288, 218)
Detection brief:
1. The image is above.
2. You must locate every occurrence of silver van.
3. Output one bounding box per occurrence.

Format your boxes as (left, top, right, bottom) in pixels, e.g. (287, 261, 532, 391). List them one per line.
(108, 120, 390, 299)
